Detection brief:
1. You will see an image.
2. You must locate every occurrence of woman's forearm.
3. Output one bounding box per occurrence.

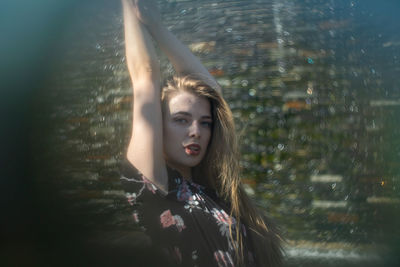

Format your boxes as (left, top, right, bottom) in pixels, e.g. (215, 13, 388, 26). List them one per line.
(147, 23, 219, 91)
(122, 0, 160, 83)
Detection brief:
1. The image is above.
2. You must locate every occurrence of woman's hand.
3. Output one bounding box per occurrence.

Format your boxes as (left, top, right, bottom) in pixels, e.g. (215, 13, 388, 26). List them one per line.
(133, 0, 162, 27)
(126, 0, 220, 92)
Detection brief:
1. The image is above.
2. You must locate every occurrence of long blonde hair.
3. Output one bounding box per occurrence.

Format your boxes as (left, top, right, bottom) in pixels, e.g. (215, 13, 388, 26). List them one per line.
(162, 75, 283, 266)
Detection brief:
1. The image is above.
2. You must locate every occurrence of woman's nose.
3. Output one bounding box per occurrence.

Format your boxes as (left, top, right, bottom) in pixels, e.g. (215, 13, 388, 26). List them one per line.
(189, 121, 201, 138)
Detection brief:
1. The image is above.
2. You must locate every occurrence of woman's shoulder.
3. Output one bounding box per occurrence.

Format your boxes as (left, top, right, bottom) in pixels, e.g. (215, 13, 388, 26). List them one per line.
(119, 158, 231, 209)
(120, 158, 142, 179)
(120, 158, 184, 196)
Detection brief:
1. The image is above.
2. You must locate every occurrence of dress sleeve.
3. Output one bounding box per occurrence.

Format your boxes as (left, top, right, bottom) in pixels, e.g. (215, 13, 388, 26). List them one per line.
(119, 159, 186, 265)
(120, 158, 173, 198)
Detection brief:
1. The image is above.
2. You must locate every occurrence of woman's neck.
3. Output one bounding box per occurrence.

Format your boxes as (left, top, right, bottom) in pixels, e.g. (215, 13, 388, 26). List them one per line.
(166, 163, 192, 181)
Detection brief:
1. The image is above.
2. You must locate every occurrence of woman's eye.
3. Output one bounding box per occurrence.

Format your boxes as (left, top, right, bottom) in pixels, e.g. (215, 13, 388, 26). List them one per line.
(201, 121, 212, 128)
(174, 118, 187, 123)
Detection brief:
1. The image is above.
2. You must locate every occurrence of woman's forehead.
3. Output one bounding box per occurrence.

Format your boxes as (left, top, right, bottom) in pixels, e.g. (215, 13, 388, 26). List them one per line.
(168, 92, 211, 115)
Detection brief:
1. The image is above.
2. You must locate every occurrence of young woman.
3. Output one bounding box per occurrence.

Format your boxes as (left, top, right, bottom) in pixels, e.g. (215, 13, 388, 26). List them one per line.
(120, 0, 283, 266)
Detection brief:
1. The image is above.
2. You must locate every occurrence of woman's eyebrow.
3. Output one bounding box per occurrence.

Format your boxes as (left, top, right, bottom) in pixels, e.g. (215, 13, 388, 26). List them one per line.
(201, 115, 212, 120)
(171, 111, 212, 120)
(172, 111, 192, 117)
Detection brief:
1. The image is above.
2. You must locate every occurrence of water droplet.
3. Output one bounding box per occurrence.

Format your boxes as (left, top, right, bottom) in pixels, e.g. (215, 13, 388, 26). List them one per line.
(274, 164, 282, 171)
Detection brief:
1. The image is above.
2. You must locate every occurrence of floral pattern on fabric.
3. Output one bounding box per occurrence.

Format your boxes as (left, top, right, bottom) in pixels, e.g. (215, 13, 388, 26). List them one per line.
(184, 193, 207, 213)
(176, 178, 194, 201)
(212, 208, 232, 236)
(211, 208, 239, 251)
(143, 177, 158, 194)
(160, 209, 186, 232)
(214, 250, 235, 267)
(175, 178, 210, 214)
(132, 211, 140, 223)
(120, 160, 256, 266)
(126, 192, 137, 205)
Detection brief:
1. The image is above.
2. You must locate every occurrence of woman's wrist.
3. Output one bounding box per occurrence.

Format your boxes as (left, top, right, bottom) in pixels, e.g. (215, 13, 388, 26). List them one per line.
(145, 20, 166, 41)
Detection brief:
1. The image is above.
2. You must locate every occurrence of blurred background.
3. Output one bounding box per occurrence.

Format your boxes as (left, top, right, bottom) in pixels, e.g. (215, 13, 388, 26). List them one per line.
(1, 0, 399, 266)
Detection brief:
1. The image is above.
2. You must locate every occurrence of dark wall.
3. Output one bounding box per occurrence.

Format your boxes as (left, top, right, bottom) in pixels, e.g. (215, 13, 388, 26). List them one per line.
(1, 0, 85, 265)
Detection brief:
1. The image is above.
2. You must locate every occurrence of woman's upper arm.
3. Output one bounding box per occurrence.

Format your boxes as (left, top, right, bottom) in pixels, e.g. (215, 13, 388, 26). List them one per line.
(126, 75, 168, 193)
(122, 0, 168, 193)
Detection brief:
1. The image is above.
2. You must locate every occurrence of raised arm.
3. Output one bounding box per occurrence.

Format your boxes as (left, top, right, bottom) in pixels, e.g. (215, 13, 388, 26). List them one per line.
(122, 0, 168, 193)
(134, 0, 221, 92)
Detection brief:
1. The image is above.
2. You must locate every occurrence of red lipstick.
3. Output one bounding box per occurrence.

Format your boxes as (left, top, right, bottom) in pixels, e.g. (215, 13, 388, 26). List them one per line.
(184, 144, 201, 156)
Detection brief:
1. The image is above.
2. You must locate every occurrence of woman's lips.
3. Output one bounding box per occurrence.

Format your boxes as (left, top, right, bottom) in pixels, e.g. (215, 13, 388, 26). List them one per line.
(184, 144, 201, 156)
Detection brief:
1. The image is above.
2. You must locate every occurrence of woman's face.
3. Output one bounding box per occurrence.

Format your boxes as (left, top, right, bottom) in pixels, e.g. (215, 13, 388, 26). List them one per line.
(163, 91, 212, 178)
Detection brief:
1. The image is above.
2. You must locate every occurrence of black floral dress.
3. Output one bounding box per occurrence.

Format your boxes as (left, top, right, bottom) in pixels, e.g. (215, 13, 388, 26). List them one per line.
(120, 159, 257, 267)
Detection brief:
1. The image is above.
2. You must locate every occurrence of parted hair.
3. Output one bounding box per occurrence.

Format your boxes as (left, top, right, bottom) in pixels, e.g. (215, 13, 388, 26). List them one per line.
(161, 74, 283, 266)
